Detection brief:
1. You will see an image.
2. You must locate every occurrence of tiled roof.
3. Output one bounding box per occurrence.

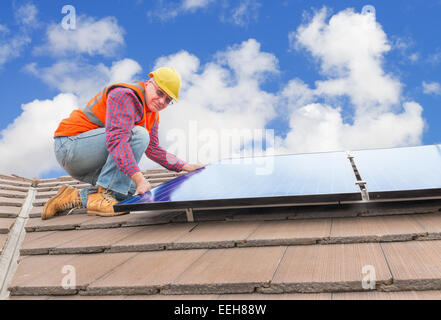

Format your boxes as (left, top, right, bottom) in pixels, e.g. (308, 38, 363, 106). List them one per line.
(1, 169, 441, 300)
(0, 175, 30, 255)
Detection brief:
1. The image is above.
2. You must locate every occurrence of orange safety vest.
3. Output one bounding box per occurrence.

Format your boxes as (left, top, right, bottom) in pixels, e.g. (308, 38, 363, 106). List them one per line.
(54, 82, 158, 137)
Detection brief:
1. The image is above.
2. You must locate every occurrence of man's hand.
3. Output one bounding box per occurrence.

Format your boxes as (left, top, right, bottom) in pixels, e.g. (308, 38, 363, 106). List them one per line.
(130, 172, 151, 195)
(182, 163, 206, 172)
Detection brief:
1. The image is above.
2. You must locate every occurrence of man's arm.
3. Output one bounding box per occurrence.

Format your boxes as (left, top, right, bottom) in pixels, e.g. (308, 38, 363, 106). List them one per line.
(106, 88, 152, 194)
(105, 88, 142, 177)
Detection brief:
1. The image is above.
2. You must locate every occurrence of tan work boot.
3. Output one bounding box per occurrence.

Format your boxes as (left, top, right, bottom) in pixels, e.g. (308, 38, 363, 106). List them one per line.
(41, 184, 83, 220)
(86, 186, 129, 217)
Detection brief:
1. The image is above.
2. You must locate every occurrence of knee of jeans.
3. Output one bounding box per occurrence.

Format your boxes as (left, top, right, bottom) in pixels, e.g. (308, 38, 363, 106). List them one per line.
(131, 126, 150, 150)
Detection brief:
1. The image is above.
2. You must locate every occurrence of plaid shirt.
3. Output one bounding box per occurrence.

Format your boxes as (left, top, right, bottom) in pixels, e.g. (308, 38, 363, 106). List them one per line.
(105, 86, 185, 177)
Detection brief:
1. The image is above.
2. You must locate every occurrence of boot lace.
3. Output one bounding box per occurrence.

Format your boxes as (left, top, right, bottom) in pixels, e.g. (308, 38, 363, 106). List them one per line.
(61, 198, 83, 213)
(102, 189, 117, 204)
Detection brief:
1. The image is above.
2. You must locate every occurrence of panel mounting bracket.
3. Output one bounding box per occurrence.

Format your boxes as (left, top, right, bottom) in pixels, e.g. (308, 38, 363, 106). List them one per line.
(185, 208, 194, 222)
(355, 180, 370, 201)
(347, 151, 370, 201)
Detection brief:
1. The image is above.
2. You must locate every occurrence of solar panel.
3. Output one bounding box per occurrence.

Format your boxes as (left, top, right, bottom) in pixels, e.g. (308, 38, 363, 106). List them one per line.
(351, 144, 441, 200)
(115, 151, 361, 212)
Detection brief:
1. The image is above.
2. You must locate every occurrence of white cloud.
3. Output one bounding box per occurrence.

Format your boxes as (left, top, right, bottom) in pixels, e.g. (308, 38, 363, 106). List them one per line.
(216, 38, 278, 81)
(182, 0, 214, 11)
(139, 38, 279, 167)
(229, 0, 261, 26)
(280, 7, 424, 153)
(148, 0, 260, 26)
(427, 51, 441, 65)
(0, 3, 38, 68)
(0, 94, 78, 177)
(408, 52, 419, 63)
(147, 0, 214, 22)
(283, 102, 423, 153)
(422, 81, 441, 95)
(292, 8, 401, 115)
(0, 33, 31, 68)
(108, 59, 143, 83)
(24, 58, 142, 105)
(0, 25, 8, 34)
(147, 1, 180, 22)
(27, 12, 132, 103)
(37, 15, 125, 57)
(6, 58, 142, 177)
(389, 36, 421, 64)
(7, 11, 140, 176)
(14, 3, 38, 26)
(16, 38, 276, 172)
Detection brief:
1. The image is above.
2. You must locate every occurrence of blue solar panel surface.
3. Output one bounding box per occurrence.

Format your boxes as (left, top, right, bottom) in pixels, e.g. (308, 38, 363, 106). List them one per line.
(116, 151, 360, 209)
(352, 144, 441, 192)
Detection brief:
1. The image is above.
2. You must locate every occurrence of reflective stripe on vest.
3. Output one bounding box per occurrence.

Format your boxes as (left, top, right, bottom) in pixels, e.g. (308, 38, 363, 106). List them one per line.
(81, 87, 106, 127)
(81, 84, 148, 128)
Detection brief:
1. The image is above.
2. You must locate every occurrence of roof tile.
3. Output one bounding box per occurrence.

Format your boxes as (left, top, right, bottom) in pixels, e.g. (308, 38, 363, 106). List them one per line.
(25, 214, 100, 232)
(35, 181, 81, 188)
(28, 206, 43, 218)
(413, 213, 441, 238)
(0, 218, 16, 234)
(242, 219, 331, 246)
(109, 223, 196, 253)
(0, 179, 31, 188)
(77, 214, 143, 230)
(0, 196, 24, 207)
(263, 243, 392, 293)
(169, 221, 261, 249)
(20, 230, 89, 255)
(9, 252, 137, 295)
(120, 211, 184, 227)
(0, 184, 29, 193)
(85, 250, 206, 295)
(9, 254, 75, 289)
(381, 240, 441, 291)
(53, 227, 146, 254)
(35, 183, 91, 193)
(329, 215, 427, 243)
(34, 191, 59, 199)
(0, 189, 27, 198)
(166, 246, 286, 295)
(0, 205, 21, 218)
(25, 211, 184, 232)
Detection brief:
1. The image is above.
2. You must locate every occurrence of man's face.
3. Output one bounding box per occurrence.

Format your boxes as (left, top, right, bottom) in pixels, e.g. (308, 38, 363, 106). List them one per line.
(145, 80, 173, 113)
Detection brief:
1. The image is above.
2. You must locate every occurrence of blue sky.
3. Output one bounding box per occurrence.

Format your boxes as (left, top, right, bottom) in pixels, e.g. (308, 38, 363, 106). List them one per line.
(0, 0, 440, 178)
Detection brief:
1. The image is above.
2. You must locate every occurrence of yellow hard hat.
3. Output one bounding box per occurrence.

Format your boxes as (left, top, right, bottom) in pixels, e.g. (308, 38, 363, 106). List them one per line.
(148, 67, 181, 101)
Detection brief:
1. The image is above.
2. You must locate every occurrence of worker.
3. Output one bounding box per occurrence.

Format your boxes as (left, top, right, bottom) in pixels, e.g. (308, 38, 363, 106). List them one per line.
(42, 67, 205, 220)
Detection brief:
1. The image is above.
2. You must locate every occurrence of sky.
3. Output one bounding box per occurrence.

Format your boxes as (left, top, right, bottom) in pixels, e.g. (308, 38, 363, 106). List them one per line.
(0, 0, 440, 178)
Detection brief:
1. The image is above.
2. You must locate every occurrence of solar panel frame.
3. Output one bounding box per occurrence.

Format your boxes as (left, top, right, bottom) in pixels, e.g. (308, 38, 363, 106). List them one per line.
(351, 144, 441, 201)
(114, 191, 362, 212)
(115, 151, 362, 212)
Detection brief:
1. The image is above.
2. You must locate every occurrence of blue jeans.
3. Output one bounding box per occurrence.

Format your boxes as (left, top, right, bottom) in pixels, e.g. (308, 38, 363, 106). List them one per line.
(54, 126, 150, 207)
